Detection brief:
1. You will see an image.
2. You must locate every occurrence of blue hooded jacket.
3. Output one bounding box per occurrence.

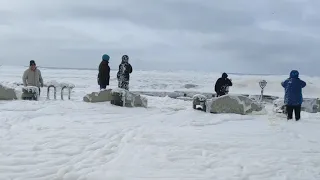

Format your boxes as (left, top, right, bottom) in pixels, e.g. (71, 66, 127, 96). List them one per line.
(281, 70, 306, 105)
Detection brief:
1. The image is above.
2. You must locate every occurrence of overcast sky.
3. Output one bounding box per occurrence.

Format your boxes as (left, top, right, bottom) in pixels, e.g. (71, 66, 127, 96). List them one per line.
(0, 0, 319, 75)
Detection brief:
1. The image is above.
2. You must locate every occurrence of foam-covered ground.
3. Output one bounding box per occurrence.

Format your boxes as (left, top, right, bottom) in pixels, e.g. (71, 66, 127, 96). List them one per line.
(0, 65, 320, 180)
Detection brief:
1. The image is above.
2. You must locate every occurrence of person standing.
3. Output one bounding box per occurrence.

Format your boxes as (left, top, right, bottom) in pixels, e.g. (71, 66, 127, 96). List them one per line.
(214, 72, 232, 97)
(97, 54, 110, 90)
(22, 60, 44, 96)
(117, 55, 132, 90)
(281, 70, 306, 121)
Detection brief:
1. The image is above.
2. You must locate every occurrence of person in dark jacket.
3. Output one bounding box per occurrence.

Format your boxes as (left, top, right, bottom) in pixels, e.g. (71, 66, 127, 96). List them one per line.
(214, 72, 232, 97)
(281, 70, 306, 121)
(117, 55, 132, 90)
(97, 54, 110, 90)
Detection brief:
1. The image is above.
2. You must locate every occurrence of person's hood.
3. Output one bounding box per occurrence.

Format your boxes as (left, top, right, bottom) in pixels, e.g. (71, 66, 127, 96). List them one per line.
(289, 70, 299, 78)
(222, 72, 228, 78)
(121, 59, 129, 63)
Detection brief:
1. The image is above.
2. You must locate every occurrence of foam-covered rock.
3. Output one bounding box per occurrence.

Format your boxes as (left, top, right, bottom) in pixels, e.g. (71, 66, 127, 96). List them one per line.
(0, 84, 17, 100)
(273, 99, 286, 113)
(83, 89, 112, 102)
(302, 98, 319, 113)
(21, 86, 39, 100)
(208, 95, 263, 115)
(192, 94, 207, 111)
(111, 88, 147, 108)
(273, 98, 319, 113)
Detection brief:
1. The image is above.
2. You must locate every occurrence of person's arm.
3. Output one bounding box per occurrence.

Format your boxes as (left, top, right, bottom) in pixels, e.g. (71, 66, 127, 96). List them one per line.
(281, 79, 288, 88)
(22, 70, 28, 86)
(214, 79, 221, 92)
(300, 80, 306, 88)
(128, 64, 132, 73)
(107, 66, 110, 83)
(38, 70, 44, 87)
(228, 78, 232, 86)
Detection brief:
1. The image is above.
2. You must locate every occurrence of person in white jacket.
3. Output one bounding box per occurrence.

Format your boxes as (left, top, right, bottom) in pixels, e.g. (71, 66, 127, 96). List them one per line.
(22, 60, 44, 95)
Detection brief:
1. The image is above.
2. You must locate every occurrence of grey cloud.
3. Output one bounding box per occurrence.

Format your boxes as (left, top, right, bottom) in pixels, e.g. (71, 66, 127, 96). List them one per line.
(0, 0, 319, 75)
(31, 0, 256, 33)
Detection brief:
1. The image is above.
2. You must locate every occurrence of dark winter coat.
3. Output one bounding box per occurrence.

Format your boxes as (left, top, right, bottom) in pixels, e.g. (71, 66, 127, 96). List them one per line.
(215, 73, 232, 95)
(117, 62, 132, 82)
(98, 60, 110, 86)
(281, 70, 306, 105)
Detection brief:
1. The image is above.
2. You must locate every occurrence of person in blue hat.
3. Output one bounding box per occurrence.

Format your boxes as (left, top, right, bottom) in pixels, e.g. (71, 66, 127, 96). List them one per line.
(281, 70, 306, 121)
(97, 54, 110, 90)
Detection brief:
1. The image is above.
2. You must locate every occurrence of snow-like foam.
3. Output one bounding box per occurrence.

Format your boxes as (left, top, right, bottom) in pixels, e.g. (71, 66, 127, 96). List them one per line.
(46, 80, 75, 88)
(0, 66, 320, 179)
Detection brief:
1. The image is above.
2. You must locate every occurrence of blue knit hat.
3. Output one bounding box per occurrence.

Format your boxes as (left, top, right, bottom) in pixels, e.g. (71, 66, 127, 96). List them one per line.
(102, 54, 110, 61)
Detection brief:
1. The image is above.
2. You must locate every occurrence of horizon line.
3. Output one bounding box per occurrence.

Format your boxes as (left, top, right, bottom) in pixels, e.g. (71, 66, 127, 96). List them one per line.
(0, 64, 290, 76)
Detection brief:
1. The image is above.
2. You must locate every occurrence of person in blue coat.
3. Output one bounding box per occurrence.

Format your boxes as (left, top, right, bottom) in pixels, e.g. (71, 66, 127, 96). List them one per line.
(281, 70, 306, 121)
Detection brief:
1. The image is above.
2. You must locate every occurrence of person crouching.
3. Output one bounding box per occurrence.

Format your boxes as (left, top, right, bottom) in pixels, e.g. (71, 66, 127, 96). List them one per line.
(214, 72, 232, 97)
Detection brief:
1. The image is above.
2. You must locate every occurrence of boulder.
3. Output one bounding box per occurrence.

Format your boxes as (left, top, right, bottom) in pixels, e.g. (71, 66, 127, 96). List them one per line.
(21, 86, 39, 100)
(273, 99, 286, 114)
(273, 98, 320, 113)
(0, 84, 17, 100)
(83, 89, 112, 102)
(192, 94, 207, 111)
(110, 88, 147, 108)
(302, 98, 320, 113)
(208, 95, 263, 115)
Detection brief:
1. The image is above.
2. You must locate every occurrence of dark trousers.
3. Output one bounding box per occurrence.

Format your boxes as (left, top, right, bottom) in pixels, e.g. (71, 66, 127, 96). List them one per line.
(118, 81, 129, 90)
(100, 84, 107, 90)
(286, 105, 301, 121)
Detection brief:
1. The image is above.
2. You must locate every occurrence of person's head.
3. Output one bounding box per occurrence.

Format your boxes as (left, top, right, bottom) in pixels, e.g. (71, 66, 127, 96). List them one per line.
(290, 70, 299, 78)
(30, 60, 36, 71)
(121, 55, 129, 63)
(102, 54, 110, 62)
(222, 72, 228, 79)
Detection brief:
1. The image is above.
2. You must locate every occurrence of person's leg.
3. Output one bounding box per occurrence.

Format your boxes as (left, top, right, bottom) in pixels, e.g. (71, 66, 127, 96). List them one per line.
(118, 80, 122, 88)
(100, 84, 106, 90)
(122, 81, 129, 90)
(125, 81, 129, 91)
(286, 105, 294, 120)
(294, 105, 301, 121)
